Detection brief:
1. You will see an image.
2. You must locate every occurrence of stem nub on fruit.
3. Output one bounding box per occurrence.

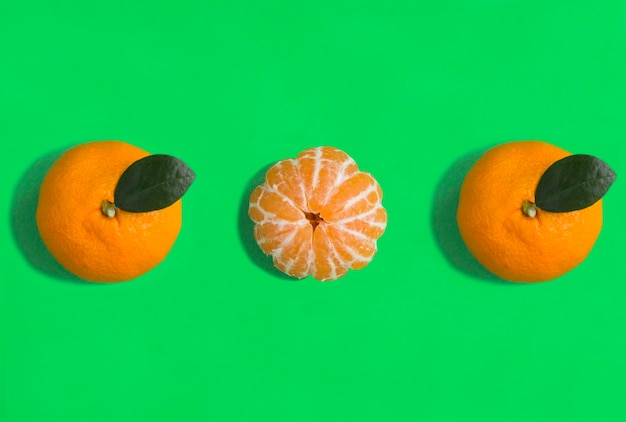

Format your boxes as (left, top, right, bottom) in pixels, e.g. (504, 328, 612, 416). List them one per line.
(304, 211, 324, 231)
(101, 200, 117, 218)
(522, 200, 537, 218)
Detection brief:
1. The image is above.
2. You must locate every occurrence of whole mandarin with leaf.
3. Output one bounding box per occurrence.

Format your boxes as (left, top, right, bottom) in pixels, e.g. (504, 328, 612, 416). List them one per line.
(457, 140, 616, 283)
(249, 146, 387, 281)
(36, 140, 195, 282)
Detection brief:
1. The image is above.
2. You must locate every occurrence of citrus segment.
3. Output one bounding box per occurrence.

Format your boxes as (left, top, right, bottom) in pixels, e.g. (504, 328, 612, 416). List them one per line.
(298, 146, 359, 211)
(249, 146, 387, 281)
(264, 159, 309, 212)
(311, 226, 346, 280)
(321, 172, 384, 220)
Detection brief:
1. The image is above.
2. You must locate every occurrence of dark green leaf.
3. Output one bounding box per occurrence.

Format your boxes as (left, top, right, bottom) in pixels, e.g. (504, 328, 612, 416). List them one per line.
(114, 154, 195, 212)
(535, 154, 616, 212)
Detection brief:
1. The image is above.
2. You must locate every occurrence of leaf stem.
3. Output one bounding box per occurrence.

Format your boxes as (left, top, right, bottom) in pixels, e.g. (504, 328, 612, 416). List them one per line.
(522, 200, 537, 218)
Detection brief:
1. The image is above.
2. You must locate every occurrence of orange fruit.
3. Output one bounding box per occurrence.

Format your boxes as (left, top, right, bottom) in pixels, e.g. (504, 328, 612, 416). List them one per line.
(456, 140, 603, 282)
(36, 141, 183, 282)
(249, 146, 387, 281)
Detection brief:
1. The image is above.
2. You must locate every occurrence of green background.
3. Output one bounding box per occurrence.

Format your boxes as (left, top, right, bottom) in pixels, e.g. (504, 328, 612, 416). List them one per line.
(2, 1, 626, 421)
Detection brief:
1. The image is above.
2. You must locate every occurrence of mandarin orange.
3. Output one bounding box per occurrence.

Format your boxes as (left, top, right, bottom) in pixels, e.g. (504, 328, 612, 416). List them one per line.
(457, 140, 603, 282)
(36, 141, 183, 282)
(249, 146, 387, 281)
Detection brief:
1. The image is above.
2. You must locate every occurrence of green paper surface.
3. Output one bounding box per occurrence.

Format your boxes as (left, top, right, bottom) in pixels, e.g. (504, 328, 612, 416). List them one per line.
(2, 1, 626, 421)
